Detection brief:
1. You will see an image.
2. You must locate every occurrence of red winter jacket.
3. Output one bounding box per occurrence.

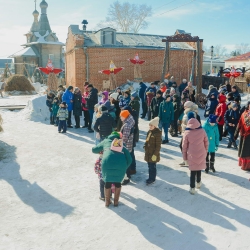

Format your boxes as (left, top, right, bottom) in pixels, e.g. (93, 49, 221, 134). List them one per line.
(215, 95, 227, 125)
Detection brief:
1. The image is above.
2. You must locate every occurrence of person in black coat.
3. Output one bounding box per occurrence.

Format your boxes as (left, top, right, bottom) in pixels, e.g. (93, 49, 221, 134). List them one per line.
(204, 93, 218, 118)
(46, 92, 55, 125)
(206, 85, 219, 99)
(224, 103, 240, 149)
(94, 106, 116, 141)
(73, 88, 82, 128)
(171, 94, 180, 137)
(150, 90, 164, 119)
(225, 80, 232, 93)
(232, 85, 241, 102)
(139, 82, 147, 118)
(86, 84, 98, 132)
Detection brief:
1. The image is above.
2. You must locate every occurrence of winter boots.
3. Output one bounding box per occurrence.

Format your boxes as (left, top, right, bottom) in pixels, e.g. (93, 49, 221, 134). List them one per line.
(114, 187, 121, 207)
(227, 142, 232, 148)
(189, 188, 196, 195)
(104, 188, 111, 207)
(232, 142, 238, 149)
(196, 182, 202, 189)
(210, 162, 216, 172)
(205, 162, 209, 173)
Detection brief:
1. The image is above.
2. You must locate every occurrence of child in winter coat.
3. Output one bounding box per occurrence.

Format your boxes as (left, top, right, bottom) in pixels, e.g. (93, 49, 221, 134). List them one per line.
(52, 97, 60, 126)
(46, 91, 55, 125)
(150, 90, 164, 119)
(182, 115, 209, 194)
(57, 102, 68, 133)
(215, 94, 227, 141)
(224, 102, 240, 149)
(129, 91, 140, 117)
(204, 93, 218, 118)
(202, 115, 220, 173)
(144, 117, 162, 185)
(99, 91, 109, 105)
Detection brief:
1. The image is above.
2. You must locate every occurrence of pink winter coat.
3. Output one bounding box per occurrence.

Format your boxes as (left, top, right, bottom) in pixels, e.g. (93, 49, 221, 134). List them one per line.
(182, 118, 209, 171)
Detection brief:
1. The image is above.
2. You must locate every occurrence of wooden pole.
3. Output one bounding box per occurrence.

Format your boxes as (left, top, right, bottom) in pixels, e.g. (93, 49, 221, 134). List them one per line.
(161, 41, 170, 82)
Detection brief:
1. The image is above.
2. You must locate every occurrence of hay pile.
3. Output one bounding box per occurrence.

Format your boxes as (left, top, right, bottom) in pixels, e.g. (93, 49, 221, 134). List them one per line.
(47, 73, 58, 91)
(0, 114, 3, 132)
(5, 75, 35, 92)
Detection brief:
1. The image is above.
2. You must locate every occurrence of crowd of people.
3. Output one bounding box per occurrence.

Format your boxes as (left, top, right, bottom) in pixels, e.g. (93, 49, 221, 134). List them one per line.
(45, 78, 250, 207)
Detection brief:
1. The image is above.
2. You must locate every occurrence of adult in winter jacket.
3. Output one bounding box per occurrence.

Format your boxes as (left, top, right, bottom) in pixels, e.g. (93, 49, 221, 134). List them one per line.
(204, 93, 218, 118)
(206, 85, 219, 99)
(139, 82, 147, 118)
(120, 110, 135, 185)
(129, 91, 140, 116)
(94, 106, 116, 141)
(168, 76, 177, 89)
(232, 85, 241, 102)
(182, 118, 209, 194)
(62, 86, 74, 127)
(110, 92, 120, 123)
(73, 87, 82, 128)
(144, 117, 162, 185)
(158, 95, 174, 144)
(92, 132, 132, 207)
(172, 94, 180, 137)
(202, 115, 220, 173)
(215, 94, 227, 141)
(150, 90, 164, 119)
(178, 79, 188, 95)
(46, 91, 55, 125)
(234, 102, 250, 170)
(224, 103, 240, 149)
(82, 86, 90, 128)
(144, 82, 157, 100)
(86, 84, 98, 132)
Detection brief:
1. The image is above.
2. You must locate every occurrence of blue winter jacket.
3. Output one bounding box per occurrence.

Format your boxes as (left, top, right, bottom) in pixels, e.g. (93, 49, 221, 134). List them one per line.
(62, 90, 73, 112)
(139, 83, 147, 102)
(202, 120, 219, 153)
(224, 109, 240, 127)
(204, 97, 218, 117)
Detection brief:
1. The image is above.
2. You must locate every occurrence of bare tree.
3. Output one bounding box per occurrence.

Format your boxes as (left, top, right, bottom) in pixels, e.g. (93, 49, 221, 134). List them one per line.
(96, 1, 152, 33)
(213, 45, 227, 57)
(235, 43, 250, 54)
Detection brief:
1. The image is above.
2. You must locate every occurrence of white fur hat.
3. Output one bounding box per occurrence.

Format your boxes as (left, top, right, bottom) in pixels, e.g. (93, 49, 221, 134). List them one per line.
(149, 117, 159, 128)
(184, 101, 193, 108)
(183, 79, 187, 83)
(110, 92, 119, 100)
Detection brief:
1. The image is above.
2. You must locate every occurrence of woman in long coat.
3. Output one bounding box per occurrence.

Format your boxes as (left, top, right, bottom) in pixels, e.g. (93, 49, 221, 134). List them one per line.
(235, 101, 250, 170)
(73, 87, 82, 128)
(182, 118, 209, 194)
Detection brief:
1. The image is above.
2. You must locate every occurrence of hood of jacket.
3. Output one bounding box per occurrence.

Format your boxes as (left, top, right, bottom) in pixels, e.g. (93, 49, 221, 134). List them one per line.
(218, 94, 226, 103)
(186, 118, 201, 130)
(184, 104, 198, 114)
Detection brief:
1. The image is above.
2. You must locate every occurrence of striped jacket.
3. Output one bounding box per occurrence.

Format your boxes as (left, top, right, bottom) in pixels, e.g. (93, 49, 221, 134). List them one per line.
(57, 108, 68, 121)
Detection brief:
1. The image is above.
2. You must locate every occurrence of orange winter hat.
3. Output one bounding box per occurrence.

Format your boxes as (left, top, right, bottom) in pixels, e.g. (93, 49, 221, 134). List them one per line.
(120, 110, 130, 119)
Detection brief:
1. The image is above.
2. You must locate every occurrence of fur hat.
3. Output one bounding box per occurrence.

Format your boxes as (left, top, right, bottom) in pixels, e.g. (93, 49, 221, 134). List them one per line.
(131, 91, 138, 98)
(184, 101, 193, 108)
(120, 110, 130, 119)
(208, 114, 217, 123)
(110, 92, 119, 100)
(149, 117, 159, 128)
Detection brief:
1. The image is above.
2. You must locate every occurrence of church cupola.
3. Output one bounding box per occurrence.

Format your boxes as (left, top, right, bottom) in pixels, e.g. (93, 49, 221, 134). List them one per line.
(38, 0, 51, 36)
(40, 0, 48, 14)
(30, 1, 40, 32)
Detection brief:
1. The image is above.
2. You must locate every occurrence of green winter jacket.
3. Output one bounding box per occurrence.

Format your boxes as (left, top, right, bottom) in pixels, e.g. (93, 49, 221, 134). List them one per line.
(158, 101, 174, 124)
(130, 97, 140, 116)
(52, 103, 59, 116)
(202, 120, 220, 153)
(92, 134, 132, 183)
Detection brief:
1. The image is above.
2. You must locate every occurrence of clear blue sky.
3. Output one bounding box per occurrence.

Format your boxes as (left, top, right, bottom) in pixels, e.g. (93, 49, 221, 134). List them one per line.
(0, 0, 249, 57)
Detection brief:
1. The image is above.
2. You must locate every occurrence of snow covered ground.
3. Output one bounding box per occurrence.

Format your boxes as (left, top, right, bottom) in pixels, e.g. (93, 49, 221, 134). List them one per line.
(0, 93, 250, 250)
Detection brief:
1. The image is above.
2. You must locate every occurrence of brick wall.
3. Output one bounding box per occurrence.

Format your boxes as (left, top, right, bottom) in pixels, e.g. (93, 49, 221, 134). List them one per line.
(66, 32, 198, 91)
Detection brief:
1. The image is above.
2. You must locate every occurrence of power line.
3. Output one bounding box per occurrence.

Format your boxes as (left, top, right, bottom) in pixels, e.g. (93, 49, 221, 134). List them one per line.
(153, 0, 179, 11)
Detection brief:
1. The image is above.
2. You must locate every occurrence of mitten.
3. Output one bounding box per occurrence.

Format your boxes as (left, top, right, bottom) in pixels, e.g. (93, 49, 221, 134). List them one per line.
(151, 155, 157, 161)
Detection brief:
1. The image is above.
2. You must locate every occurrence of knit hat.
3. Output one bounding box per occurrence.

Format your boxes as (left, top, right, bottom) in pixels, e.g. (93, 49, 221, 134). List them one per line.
(111, 131, 122, 138)
(208, 114, 217, 123)
(61, 101, 67, 106)
(119, 99, 127, 108)
(124, 91, 130, 96)
(110, 92, 119, 100)
(150, 82, 155, 86)
(131, 91, 138, 98)
(184, 101, 193, 108)
(104, 100, 114, 111)
(120, 110, 130, 119)
(67, 86, 73, 91)
(157, 90, 162, 95)
(101, 105, 108, 112)
(87, 84, 93, 88)
(173, 94, 178, 99)
(187, 112, 195, 120)
(139, 82, 144, 85)
(210, 92, 216, 97)
(124, 106, 132, 114)
(165, 94, 171, 99)
(149, 117, 159, 128)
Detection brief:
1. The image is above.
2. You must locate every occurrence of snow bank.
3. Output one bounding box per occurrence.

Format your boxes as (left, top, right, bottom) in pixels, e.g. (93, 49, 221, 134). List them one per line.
(20, 95, 50, 122)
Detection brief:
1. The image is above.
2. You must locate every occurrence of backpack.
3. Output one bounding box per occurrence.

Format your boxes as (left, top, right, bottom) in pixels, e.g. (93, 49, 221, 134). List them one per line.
(110, 138, 123, 153)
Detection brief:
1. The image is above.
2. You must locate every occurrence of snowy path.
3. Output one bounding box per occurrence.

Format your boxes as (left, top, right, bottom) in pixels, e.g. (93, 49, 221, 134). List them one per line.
(0, 110, 250, 250)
